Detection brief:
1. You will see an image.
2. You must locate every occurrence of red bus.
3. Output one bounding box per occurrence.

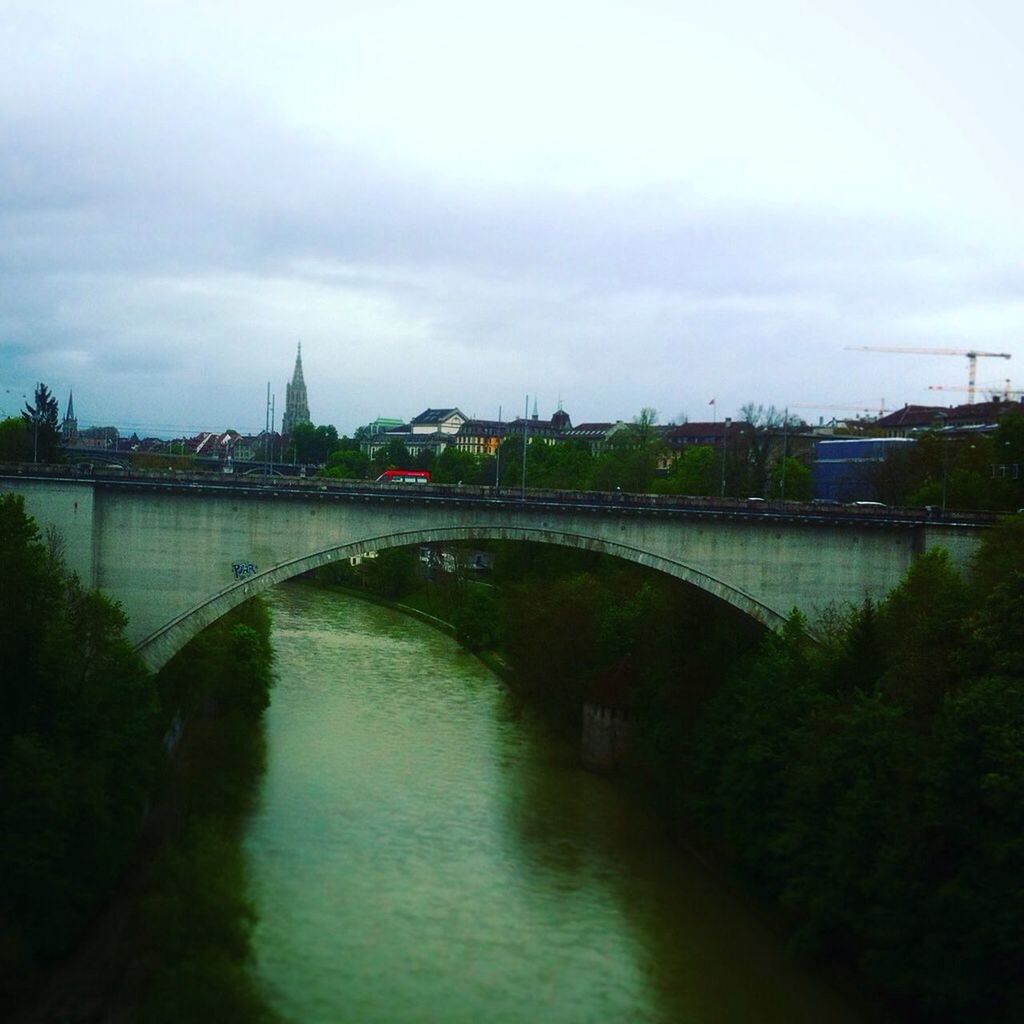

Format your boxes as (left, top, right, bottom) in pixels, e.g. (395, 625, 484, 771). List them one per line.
(375, 469, 431, 484)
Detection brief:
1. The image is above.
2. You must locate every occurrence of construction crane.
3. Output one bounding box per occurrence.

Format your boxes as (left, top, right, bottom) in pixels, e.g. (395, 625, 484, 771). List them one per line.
(791, 400, 888, 416)
(927, 382, 1024, 400)
(845, 346, 1012, 405)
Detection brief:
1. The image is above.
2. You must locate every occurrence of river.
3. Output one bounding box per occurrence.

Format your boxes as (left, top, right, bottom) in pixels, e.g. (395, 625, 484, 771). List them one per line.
(244, 583, 863, 1024)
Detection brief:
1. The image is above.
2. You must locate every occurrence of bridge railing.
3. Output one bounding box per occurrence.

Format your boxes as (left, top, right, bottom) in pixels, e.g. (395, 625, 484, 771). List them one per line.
(0, 461, 1002, 528)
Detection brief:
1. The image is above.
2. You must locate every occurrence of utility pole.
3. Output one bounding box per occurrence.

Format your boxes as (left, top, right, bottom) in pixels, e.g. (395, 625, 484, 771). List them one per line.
(264, 383, 271, 480)
(269, 393, 276, 478)
(780, 408, 788, 503)
(495, 404, 502, 488)
(720, 417, 731, 497)
(32, 386, 39, 463)
(521, 394, 529, 498)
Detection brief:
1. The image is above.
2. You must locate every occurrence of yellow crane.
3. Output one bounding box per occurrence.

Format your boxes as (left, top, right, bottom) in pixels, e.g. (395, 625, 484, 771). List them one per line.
(846, 346, 1012, 405)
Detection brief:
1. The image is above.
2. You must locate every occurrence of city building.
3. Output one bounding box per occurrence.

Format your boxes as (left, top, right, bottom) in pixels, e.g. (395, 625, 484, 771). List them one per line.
(410, 408, 467, 434)
(453, 419, 509, 457)
(872, 398, 1024, 438)
(813, 437, 916, 502)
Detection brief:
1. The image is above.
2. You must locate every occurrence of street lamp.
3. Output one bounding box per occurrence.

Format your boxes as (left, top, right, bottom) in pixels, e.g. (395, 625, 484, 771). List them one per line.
(720, 417, 731, 497)
(934, 412, 949, 512)
(23, 390, 39, 463)
(521, 394, 529, 498)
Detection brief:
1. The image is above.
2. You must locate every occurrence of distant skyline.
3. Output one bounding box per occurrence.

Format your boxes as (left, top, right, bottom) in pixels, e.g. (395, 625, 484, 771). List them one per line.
(2, 2, 1023, 436)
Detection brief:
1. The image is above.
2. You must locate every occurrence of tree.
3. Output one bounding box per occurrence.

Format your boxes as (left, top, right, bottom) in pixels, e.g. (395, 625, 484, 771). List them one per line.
(430, 447, 481, 484)
(290, 422, 339, 465)
(519, 440, 591, 490)
(323, 446, 369, 479)
(0, 417, 30, 462)
(766, 456, 812, 501)
(372, 439, 411, 474)
(657, 445, 717, 496)
(739, 403, 802, 429)
(586, 410, 663, 493)
(21, 383, 60, 463)
(0, 496, 159, 996)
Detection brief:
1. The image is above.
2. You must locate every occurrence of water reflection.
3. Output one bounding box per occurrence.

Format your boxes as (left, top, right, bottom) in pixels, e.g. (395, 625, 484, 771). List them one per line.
(245, 582, 861, 1024)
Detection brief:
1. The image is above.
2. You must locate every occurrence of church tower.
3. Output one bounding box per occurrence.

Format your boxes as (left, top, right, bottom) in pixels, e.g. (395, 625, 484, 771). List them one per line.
(282, 343, 311, 434)
(61, 389, 78, 442)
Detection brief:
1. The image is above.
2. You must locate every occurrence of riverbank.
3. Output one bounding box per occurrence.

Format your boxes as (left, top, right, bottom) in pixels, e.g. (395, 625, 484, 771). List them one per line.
(11, 598, 281, 1024)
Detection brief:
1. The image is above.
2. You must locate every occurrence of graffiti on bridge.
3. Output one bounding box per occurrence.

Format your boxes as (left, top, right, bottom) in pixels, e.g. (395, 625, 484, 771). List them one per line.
(232, 561, 258, 580)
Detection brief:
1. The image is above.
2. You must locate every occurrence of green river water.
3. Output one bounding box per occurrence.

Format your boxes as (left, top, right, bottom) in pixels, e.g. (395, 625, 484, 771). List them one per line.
(244, 583, 864, 1024)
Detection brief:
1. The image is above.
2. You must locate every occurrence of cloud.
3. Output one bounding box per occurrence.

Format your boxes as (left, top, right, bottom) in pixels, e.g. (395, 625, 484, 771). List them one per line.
(1, 2, 1022, 434)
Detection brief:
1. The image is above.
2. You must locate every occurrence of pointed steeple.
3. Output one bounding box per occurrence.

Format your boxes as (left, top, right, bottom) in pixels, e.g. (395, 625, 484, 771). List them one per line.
(531, 395, 539, 420)
(282, 343, 311, 435)
(61, 389, 78, 442)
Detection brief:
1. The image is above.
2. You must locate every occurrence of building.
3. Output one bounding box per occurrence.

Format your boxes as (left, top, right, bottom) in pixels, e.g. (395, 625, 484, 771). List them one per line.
(453, 419, 509, 457)
(360, 408, 467, 459)
(362, 417, 405, 436)
(410, 408, 467, 434)
(281, 343, 311, 435)
(813, 437, 916, 502)
(563, 421, 629, 454)
(872, 398, 1024, 438)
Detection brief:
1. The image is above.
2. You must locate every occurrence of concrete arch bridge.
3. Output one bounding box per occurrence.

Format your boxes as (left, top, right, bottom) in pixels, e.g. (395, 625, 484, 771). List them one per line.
(1, 468, 992, 672)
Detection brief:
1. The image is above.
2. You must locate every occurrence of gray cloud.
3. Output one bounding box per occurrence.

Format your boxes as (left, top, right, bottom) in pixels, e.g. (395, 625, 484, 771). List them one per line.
(1, 25, 1021, 435)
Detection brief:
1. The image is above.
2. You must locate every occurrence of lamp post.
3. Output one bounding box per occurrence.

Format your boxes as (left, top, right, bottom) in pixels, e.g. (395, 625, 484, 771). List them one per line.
(720, 417, 731, 497)
(934, 412, 949, 512)
(23, 390, 39, 463)
(521, 394, 529, 498)
(494, 405, 503, 489)
(780, 409, 789, 503)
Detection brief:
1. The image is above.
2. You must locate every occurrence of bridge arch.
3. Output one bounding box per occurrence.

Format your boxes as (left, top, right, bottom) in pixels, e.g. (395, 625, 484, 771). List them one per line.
(137, 525, 786, 671)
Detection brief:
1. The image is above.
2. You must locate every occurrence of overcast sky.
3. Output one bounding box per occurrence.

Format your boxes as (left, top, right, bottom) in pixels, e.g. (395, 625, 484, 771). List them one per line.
(2, 0, 1022, 437)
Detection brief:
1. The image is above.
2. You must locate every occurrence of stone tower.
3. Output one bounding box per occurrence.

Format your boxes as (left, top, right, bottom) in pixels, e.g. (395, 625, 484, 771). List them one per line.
(282, 343, 311, 434)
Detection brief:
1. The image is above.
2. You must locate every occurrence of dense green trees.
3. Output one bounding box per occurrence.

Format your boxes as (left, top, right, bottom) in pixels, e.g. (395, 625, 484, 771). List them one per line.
(674, 523, 1024, 1021)
(0, 494, 159, 1005)
(654, 444, 718, 495)
(0, 493, 279, 1019)
(0, 416, 30, 461)
(137, 598, 279, 1022)
(289, 422, 339, 465)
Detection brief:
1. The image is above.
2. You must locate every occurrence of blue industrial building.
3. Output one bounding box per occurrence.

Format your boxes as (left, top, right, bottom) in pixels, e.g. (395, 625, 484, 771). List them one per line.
(813, 438, 916, 502)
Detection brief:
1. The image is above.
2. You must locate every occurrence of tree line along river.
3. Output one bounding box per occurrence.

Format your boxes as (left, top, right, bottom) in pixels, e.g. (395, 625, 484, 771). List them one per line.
(243, 583, 864, 1024)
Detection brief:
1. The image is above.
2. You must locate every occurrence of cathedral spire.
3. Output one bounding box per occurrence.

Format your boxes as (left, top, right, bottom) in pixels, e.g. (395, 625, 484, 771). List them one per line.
(282, 343, 311, 434)
(61, 389, 78, 442)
